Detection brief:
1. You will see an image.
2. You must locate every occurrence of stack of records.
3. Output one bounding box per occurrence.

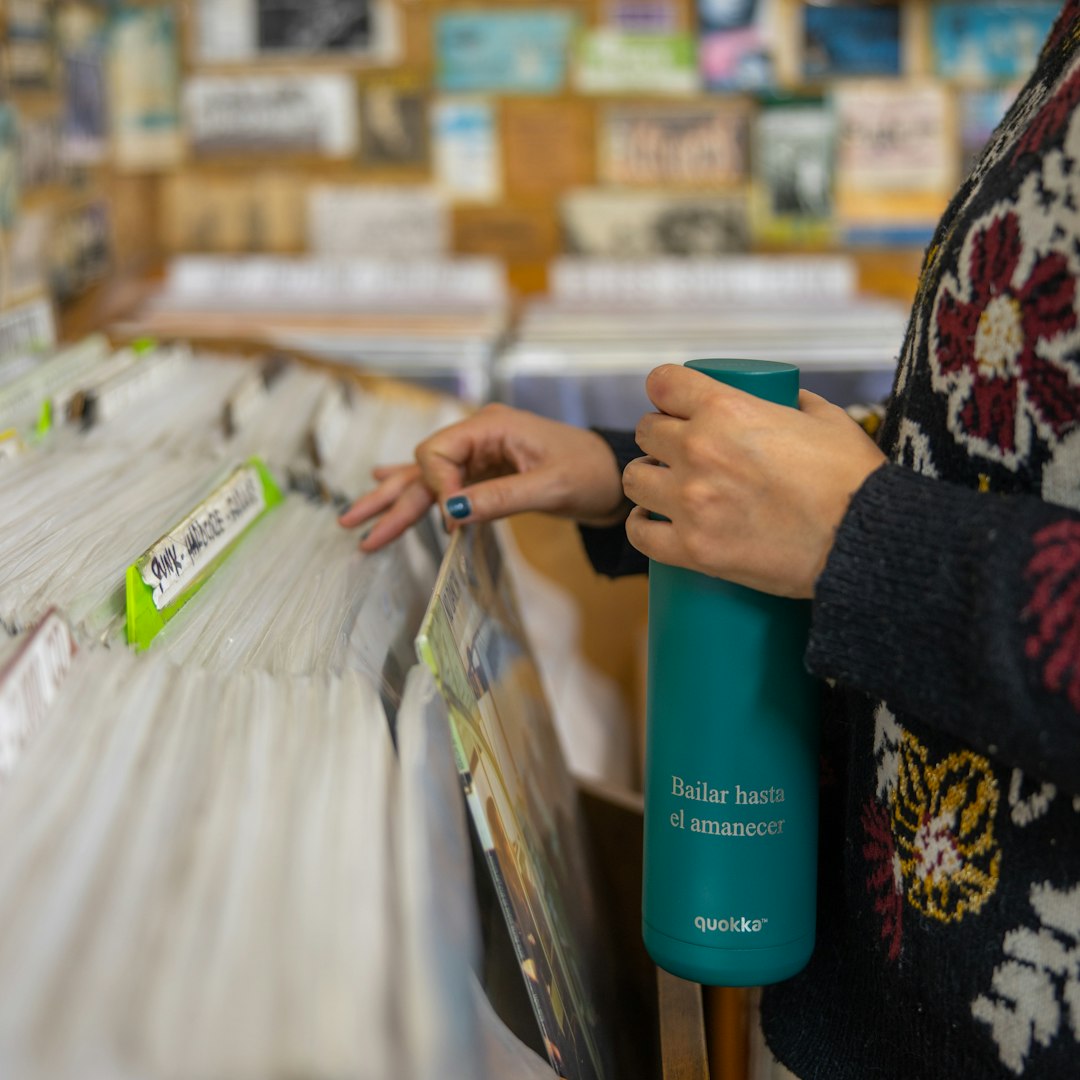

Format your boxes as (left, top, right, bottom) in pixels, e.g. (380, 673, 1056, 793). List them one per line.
(496, 256, 909, 428)
(0, 335, 629, 1079)
(120, 255, 512, 403)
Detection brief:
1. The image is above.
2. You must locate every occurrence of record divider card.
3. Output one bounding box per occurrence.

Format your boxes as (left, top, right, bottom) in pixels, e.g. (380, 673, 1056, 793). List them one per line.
(125, 457, 283, 651)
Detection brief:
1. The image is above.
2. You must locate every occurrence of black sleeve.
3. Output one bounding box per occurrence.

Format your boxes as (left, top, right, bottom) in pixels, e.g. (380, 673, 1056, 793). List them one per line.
(807, 464, 1080, 792)
(577, 428, 648, 579)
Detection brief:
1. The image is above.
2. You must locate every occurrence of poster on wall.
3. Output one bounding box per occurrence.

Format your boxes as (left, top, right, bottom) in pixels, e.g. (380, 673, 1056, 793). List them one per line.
(306, 184, 448, 257)
(107, 7, 183, 171)
(194, 0, 399, 64)
(358, 84, 429, 168)
(932, 3, 1058, 83)
(835, 81, 953, 193)
(6, 210, 51, 302)
(561, 188, 749, 256)
(5, 0, 56, 91)
(575, 30, 698, 94)
(599, 103, 750, 187)
(605, 0, 679, 33)
(49, 201, 111, 302)
(803, 2, 902, 80)
(18, 112, 64, 191)
(0, 106, 20, 232)
(432, 99, 501, 203)
(751, 100, 835, 245)
(436, 11, 576, 94)
(184, 74, 359, 157)
(698, 0, 776, 90)
(257, 0, 371, 52)
(59, 6, 108, 166)
(161, 171, 305, 253)
(834, 81, 953, 245)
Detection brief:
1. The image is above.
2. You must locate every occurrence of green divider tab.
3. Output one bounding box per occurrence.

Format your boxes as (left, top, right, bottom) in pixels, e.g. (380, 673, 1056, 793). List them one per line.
(125, 457, 283, 651)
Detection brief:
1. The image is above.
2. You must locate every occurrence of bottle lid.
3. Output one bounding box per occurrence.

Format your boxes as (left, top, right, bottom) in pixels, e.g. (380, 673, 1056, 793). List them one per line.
(685, 358, 799, 408)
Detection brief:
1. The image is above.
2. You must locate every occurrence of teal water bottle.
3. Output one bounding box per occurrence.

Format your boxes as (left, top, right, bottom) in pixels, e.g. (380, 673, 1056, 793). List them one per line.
(642, 359, 820, 987)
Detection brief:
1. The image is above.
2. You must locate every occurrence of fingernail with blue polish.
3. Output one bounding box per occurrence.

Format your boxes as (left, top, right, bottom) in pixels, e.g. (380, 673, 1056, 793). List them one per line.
(446, 495, 472, 520)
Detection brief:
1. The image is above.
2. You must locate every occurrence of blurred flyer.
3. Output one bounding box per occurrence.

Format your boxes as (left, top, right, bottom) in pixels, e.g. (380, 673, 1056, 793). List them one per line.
(834, 81, 954, 245)
(194, 0, 399, 63)
(751, 99, 836, 246)
(562, 188, 749, 256)
(599, 103, 750, 187)
(185, 74, 358, 157)
(0, 107, 19, 231)
(306, 184, 448, 256)
(803, 2, 901, 80)
(436, 11, 576, 94)
(575, 30, 698, 94)
(932, 2, 1058, 83)
(359, 83, 429, 168)
(161, 171, 305, 253)
(107, 7, 183, 171)
(58, 3, 108, 165)
(605, 0, 679, 33)
(698, 0, 776, 90)
(433, 99, 501, 203)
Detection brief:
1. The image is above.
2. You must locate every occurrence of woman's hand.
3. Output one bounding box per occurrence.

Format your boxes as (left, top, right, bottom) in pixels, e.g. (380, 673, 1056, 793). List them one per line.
(339, 403, 630, 552)
(623, 364, 887, 598)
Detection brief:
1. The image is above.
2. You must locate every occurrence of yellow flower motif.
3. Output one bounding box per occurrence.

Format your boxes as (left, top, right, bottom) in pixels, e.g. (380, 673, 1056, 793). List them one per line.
(892, 732, 1001, 923)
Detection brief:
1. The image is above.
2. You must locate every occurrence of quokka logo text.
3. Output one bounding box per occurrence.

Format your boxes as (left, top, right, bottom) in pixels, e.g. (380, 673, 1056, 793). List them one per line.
(694, 914, 767, 934)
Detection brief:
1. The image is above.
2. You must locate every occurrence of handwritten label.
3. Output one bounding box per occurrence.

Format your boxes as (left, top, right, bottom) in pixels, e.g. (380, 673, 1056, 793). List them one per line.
(137, 465, 266, 611)
(0, 612, 76, 779)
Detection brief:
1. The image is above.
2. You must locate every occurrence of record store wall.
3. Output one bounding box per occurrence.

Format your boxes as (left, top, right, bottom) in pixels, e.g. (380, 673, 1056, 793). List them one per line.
(0, 0, 1058, 327)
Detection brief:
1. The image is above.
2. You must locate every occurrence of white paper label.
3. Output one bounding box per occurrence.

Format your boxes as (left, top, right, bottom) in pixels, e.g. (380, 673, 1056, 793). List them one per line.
(138, 465, 266, 611)
(310, 382, 352, 466)
(85, 344, 188, 426)
(223, 368, 269, 436)
(0, 612, 76, 778)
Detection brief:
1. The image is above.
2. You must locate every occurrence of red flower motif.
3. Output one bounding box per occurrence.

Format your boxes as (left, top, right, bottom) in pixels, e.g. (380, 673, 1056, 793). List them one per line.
(861, 799, 903, 963)
(1024, 520, 1080, 711)
(933, 211, 1079, 457)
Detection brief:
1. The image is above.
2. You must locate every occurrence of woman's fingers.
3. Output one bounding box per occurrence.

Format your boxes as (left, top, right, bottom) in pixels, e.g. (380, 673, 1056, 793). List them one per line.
(338, 464, 421, 527)
(358, 480, 436, 552)
(644, 364, 724, 419)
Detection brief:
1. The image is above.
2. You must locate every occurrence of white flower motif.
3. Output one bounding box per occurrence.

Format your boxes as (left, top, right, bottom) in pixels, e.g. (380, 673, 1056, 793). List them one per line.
(894, 418, 939, 478)
(873, 702, 902, 802)
(1008, 769, 1057, 828)
(1042, 427, 1080, 513)
(972, 881, 1080, 1074)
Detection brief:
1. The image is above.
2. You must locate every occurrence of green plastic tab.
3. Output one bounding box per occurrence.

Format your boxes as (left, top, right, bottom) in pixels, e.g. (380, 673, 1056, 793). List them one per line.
(125, 457, 284, 652)
(35, 398, 52, 438)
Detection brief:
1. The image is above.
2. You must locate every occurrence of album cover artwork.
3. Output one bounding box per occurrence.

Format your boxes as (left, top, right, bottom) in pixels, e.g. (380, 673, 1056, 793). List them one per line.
(359, 85, 429, 168)
(257, 0, 372, 53)
(803, 3, 901, 80)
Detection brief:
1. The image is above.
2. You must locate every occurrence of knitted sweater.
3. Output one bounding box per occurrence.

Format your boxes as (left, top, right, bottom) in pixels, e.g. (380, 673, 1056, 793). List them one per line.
(581, 8, 1080, 1077)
